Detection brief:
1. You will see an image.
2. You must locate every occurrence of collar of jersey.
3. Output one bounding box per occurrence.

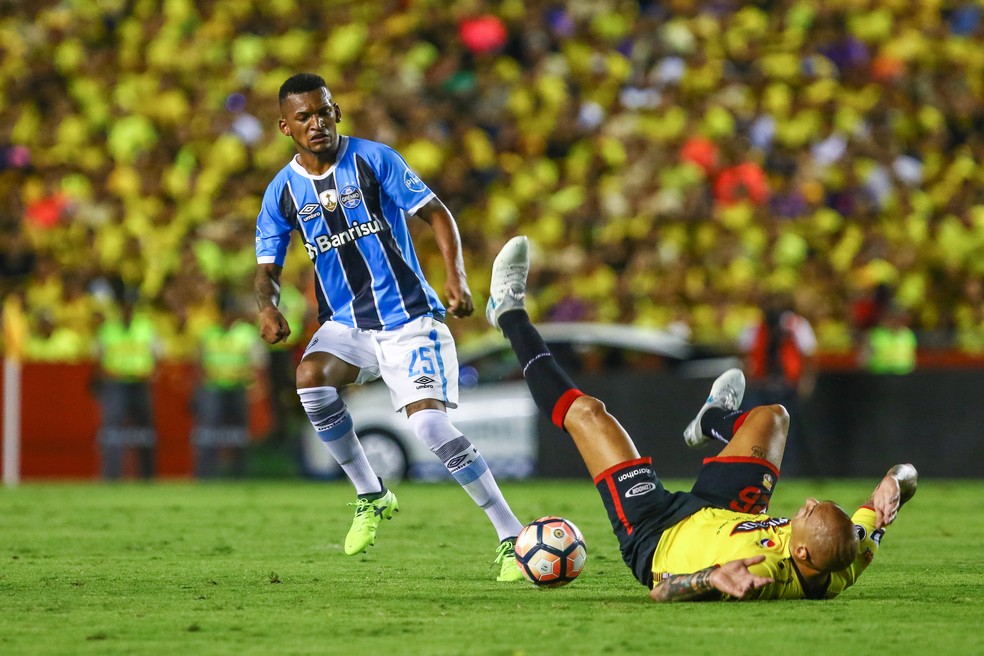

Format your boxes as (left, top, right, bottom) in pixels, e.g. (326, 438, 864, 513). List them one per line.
(289, 135, 349, 180)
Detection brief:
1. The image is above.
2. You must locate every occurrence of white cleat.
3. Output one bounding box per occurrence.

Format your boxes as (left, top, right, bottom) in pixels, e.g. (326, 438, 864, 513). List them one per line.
(486, 236, 530, 331)
(683, 368, 746, 448)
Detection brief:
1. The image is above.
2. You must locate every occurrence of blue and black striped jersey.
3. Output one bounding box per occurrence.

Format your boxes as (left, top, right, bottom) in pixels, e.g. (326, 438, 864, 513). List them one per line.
(256, 136, 445, 330)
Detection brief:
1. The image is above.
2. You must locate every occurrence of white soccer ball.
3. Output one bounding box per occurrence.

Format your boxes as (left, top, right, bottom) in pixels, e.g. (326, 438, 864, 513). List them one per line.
(514, 516, 587, 587)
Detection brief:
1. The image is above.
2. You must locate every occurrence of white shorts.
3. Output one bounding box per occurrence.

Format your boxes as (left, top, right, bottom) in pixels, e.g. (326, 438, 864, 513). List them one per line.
(302, 315, 460, 411)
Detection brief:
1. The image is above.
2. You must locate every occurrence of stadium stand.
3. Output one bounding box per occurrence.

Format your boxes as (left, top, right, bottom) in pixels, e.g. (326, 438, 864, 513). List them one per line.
(1, 0, 983, 364)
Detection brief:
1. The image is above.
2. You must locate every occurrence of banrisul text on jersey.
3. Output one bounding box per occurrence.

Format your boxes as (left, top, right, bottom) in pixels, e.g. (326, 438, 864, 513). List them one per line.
(304, 219, 385, 259)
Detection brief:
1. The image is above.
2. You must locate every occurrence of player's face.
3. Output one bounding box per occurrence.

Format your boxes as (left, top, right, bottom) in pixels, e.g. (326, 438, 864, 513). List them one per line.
(793, 497, 821, 521)
(789, 498, 823, 567)
(279, 88, 341, 155)
(790, 497, 821, 540)
(791, 498, 845, 548)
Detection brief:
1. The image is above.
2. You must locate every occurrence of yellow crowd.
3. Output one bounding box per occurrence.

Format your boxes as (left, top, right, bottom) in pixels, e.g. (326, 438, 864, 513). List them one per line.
(2, 0, 984, 363)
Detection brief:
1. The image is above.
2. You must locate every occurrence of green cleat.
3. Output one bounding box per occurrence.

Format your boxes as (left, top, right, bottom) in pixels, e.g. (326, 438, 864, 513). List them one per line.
(344, 489, 399, 555)
(494, 538, 526, 582)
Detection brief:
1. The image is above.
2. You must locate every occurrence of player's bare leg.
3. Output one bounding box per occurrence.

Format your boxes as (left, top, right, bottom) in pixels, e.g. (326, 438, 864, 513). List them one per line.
(563, 396, 641, 479)
(296, 350, 361, 390)
(717, 405, 790, 470)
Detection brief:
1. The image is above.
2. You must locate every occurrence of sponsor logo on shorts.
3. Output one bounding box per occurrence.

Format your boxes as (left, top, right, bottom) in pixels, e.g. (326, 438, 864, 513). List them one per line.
(625, 482, 656, 498)
(413, 375, 435, 389)
(730, 517, 790, 535)
(855, 524, 867, 542)
(616, 467, 650, 483)
(762, 473, 774, 491)
(340, 185, 362, 209)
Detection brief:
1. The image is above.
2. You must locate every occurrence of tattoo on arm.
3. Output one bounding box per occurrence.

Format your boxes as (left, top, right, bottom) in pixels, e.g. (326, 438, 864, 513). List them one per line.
(750, 446, 767, 459)
(254, 265, 282, 311)
(866, 464, 918, 508)
(651, 566, 721, 602)
(887, 464, 917, 505)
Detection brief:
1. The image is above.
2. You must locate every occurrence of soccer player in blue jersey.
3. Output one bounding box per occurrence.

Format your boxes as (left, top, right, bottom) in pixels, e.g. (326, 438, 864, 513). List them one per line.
(485, 236, 918, 600)
(254, 73, 524, 580)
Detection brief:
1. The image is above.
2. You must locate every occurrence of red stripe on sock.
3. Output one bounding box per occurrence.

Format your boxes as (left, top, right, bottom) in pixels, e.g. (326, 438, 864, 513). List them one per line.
(732, 410, 752, 434)
(552, 389, 585, 429)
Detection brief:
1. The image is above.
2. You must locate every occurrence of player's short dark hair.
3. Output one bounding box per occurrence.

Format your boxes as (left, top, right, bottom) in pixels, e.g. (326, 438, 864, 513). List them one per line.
(279, 73, 327, 102)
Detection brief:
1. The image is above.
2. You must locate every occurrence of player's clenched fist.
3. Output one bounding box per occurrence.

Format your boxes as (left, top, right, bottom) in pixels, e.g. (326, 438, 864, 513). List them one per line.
(259, 307, 291, 344)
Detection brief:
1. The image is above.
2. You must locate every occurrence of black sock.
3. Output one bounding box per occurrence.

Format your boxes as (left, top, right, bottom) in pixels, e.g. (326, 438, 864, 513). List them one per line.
(499, 310, 581, 427)
(699, 407, 746, 443)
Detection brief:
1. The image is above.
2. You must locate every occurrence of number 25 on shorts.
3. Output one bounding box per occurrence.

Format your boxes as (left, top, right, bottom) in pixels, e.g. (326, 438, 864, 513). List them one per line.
(408, 346, 436, 377)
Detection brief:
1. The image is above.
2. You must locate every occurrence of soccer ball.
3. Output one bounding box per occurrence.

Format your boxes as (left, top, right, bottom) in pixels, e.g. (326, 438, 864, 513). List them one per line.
(514, 516, 587, 587)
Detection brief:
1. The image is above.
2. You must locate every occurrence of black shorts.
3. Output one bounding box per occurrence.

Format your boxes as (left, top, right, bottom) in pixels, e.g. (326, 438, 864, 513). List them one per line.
(594, 455, 780, 587)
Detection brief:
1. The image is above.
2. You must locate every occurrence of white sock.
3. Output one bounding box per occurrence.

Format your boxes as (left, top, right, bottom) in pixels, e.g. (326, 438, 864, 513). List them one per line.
(408, 409, 523, 541)
(298, 386, 381, 496)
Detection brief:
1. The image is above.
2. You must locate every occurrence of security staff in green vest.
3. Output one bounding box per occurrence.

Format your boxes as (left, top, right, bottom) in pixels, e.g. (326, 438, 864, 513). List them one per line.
(865, 306, 917, 375)
(192, 297, 264, 478)
(94, 294, 159, 480)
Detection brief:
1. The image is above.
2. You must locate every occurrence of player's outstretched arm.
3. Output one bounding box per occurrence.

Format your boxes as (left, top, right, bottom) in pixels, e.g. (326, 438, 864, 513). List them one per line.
(254, 263, 291, 344)
(650, 556, 774, 602)
(867, 463, 918, 530)
(415, 198, 473, 318)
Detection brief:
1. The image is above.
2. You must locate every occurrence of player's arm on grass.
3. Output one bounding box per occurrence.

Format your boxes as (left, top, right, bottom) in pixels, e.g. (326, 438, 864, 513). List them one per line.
(415, 198, 473, 319)
(255, 263, 291, 344)
(650, 556, 773, 602)
(867, 463, 918, 529)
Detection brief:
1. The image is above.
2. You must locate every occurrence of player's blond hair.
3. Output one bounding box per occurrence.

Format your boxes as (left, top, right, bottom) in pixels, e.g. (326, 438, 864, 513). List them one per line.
(810, 502, 859, 573)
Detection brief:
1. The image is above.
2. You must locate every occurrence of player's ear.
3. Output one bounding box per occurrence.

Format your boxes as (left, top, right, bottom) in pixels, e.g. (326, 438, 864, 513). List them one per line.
(793, 544, 809, 563)
(278, 117, 291, 137)
(334, 102, 342, 123)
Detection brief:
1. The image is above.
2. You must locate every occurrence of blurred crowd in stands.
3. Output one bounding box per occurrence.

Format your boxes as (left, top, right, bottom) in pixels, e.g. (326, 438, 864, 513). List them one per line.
(2, 0, 984, 369)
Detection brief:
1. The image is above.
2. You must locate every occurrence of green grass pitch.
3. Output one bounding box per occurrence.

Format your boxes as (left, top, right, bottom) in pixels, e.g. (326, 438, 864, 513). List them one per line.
(1, 478, 982, 656)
